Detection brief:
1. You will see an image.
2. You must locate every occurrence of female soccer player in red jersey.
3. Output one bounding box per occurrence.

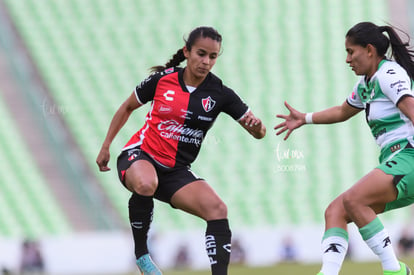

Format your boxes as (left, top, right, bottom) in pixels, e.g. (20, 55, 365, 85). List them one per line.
(96, 26, 266, 275)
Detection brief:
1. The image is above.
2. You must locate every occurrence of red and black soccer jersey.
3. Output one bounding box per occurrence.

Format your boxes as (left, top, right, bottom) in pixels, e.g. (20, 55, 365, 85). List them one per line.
(122, 67, 249, 168)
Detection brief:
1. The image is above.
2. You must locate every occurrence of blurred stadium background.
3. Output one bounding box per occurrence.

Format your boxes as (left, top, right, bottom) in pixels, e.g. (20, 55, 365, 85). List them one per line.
(1, 0, 414, 274)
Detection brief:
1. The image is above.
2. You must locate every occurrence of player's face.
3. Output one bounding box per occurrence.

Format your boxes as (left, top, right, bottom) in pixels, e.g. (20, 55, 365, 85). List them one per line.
(184, 37, 221, 81)
(345, 38, 373, 77)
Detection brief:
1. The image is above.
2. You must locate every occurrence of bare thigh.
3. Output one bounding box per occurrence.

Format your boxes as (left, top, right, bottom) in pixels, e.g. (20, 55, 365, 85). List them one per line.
(125, 159, 158, 196)
(325, 168, 397, 229)
(342, 168, 397, 227)
(325, 193, 391, 229)
(171, 180, 228, 221)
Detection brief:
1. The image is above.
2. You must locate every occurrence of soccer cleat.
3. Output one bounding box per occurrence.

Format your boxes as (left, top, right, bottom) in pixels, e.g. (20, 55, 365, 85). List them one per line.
(384, 262, 411, 275)
(136, 254, 162, 275)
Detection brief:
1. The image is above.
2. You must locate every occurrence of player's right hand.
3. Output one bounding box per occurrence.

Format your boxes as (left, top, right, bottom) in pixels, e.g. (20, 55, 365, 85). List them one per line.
(274, 101, 306, 140)
(96, 147, 111, 172)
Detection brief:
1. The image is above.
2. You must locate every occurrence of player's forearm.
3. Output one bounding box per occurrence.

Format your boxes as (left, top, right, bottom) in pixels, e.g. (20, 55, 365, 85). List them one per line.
(312, 106, 346, 124)
(101, 105, 133, 148)
(311, 102, 360, 124)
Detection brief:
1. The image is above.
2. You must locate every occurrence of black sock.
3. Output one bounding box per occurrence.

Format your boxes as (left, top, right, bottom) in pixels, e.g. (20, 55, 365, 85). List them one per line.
(128, 192, 154, 259)
(205, 219, 232, 275)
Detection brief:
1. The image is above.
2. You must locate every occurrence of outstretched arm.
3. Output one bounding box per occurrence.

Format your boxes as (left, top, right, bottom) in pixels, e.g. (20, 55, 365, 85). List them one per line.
(239, 110, 266, 139)
(274, 100, 361, 140)
(96, 92, 143, 171)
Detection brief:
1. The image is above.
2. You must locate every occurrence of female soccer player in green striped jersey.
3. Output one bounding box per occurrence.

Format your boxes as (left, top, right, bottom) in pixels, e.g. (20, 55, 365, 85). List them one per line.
(275, 22, 414, 275)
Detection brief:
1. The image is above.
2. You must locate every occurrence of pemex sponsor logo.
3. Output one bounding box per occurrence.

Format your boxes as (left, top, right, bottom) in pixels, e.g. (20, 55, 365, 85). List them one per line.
(158, 119, 204, 147)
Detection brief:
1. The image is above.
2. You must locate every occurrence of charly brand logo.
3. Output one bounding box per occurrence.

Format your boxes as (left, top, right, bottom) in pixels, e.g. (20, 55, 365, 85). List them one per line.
(158, 119, 204, 146)
(130, 222, 143, 229)
(163, 90, 175, 101)
(275, 142, 306, 173)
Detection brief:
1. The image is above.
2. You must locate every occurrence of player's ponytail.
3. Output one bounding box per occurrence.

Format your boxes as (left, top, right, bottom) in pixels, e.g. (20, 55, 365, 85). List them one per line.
(379, 25, 414, 80)
(150, 49, 185, 73)
(150, 26, 222, 73)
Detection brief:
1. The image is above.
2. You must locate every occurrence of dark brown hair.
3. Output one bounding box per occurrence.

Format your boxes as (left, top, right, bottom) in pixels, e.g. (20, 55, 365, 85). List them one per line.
(150, 26, 222, 73)
(346, 22, 414, 79)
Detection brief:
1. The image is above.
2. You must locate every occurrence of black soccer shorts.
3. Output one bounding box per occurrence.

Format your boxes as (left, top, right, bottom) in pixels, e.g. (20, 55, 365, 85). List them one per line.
(117, 146, 203, 204)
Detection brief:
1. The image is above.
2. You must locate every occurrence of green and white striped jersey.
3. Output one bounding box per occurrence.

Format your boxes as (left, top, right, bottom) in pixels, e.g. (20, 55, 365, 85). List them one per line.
(347, 59, 414, 149)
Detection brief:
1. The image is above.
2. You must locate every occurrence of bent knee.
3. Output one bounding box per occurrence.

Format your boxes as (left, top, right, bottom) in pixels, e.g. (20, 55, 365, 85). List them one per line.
(125, 160, 158, 196)
(126, 176, 158, 196)
(215, 201, 228, 217)
(203, 200, 228, 220)
(342, 191, 359, 212)
(324, 199, 347, 222)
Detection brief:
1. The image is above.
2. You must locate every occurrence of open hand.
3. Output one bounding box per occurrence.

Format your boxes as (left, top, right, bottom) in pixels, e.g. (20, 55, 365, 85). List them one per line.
(274, 101, 305, 140)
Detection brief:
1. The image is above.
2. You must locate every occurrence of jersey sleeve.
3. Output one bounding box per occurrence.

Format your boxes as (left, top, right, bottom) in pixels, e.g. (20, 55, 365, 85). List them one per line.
(378, 65, 414, 105)
(134, 72, 160, 104)
(222, 86, 249, 120)
(346, 82, 364, 109)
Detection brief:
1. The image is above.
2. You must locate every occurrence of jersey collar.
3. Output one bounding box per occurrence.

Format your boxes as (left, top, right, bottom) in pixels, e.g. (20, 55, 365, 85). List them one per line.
(178, 67, 211, 93)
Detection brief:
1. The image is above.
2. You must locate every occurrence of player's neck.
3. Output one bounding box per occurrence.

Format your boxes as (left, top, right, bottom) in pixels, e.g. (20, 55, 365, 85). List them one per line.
(183, 68, 205, 87)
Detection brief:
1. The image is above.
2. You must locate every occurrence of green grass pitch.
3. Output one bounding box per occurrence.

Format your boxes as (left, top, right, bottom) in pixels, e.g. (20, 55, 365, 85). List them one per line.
(113, 258, 414, 275)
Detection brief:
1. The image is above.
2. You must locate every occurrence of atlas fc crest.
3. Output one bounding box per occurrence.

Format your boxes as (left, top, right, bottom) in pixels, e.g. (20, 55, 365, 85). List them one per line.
(201, 96, 216, 112)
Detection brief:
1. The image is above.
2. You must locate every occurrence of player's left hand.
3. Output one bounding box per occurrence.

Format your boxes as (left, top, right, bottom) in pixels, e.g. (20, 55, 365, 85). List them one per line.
(240, 110, 266, 139)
